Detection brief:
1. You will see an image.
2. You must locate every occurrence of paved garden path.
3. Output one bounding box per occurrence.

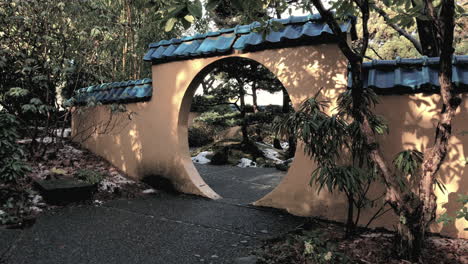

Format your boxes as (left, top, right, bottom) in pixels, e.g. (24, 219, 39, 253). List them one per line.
(1, 165, 303, 264)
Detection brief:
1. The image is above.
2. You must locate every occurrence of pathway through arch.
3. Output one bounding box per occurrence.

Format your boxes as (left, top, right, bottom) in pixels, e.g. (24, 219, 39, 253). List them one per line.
(195, 164, 286, 204)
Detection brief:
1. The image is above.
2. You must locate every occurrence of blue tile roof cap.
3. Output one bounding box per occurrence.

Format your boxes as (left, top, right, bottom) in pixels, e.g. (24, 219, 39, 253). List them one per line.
(362, 56, 467, 68)
(144, 14, 356, 64)
(74, 78, 153, 105)
(348, 55, 468, 94)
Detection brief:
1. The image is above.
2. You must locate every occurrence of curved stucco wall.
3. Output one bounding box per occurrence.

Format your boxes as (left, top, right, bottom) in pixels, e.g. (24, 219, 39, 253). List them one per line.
(72, 44, 467, 238)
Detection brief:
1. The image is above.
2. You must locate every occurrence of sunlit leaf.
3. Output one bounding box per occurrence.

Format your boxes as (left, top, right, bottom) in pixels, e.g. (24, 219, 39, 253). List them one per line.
(184, 14, 195, 23)
(187, 0, 203, 18)
(165, 17, 178, 32)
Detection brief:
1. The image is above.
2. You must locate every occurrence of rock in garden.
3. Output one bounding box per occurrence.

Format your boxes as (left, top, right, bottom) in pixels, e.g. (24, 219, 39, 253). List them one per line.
(34, 178, 97, 205)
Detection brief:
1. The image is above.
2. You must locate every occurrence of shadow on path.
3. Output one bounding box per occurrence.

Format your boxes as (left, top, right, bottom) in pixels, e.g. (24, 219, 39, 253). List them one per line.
(195, 164, 286, 205)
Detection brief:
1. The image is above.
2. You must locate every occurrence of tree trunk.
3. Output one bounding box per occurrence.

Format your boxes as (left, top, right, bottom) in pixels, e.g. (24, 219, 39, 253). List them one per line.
(416, 0, 458, 260)
(350, 59, 424, 259)
(238, 80, 249, 143)
(412, 0, 440, 57)
(287, 136, 296, 159)
(311, 0, 457, 260)
(281, 87, 290, 113)
(346, 194, 355, 237)
(282, 87, 296, 158)
(273, 138, 282, 149)
(252, 82, 258, 113)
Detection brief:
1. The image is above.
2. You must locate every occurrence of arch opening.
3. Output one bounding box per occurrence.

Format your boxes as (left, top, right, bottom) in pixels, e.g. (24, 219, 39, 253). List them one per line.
(180, 57, 297, 204)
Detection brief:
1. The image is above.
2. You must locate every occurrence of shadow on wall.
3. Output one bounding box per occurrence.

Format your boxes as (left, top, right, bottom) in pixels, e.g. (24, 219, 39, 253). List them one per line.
(72, 104, 145, 179)
(374, 92, 468, 238)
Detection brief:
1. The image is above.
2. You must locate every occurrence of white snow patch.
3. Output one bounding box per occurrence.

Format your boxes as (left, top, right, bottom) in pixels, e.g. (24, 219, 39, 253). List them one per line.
(256, 142, 284, 164)
(53, 128, 72, 138)
(237, 158, 257, 168)
(30, 206, 43, 213)
(39, 137, 53, 144)
(0, 210, 5, 215)
(17, 139, 32, 144)
(114, 174, 134, 184)
(99, 174, 135, 193)
(262, 148, 283, 164)
(192, 151, 213, 164)
(280, 141, 289, 150)
(99, 179, 118, 192)
(31, 194, 44, 206)
(64, 145, 83, 155)
(142, 188, 157, 194)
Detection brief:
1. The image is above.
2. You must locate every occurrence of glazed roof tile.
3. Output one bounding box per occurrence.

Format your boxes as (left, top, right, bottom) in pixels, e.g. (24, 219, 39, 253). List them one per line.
(143, 14, 357, 64)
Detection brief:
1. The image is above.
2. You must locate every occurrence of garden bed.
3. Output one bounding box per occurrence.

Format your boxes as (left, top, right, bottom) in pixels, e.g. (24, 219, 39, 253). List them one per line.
(254, 219, 467, 264)
(0, 139, 154, 228)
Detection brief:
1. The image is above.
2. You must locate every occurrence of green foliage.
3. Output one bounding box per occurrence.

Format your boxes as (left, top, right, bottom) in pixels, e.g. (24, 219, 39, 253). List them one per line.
(393, 150, 423, 176)
(0, 112, 30, 184)
(246, 105, 283, 124)
(75, 169, 104, 185)
(0, 0, 179, 157)
(274, 91, 387, 232)
(376, 0, 465, 30)
(159, 0, 203, 31)
(311, 166, 374, 197)
(437, 194, 468, 231)
(301, 230, 350, 263)
(392, 150, 447, 193)
(0, 191, 32, 226)
(210, 147, 230, 165)
(188, 125, 214, 147)
(191, 95, 236, 113)
(195, 111, 240, 127)
(191, 57, 287, 144)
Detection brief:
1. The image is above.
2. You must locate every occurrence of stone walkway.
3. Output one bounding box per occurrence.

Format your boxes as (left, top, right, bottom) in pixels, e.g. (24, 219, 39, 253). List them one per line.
(0, 165, 303, 264)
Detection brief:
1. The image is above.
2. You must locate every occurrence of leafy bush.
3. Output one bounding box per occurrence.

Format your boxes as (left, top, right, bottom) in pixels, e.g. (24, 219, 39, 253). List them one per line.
(0, 112, 30, 184)
(188, 125, 214, 147)
(210, 147, 229, 165)
(0, 189, 33, 226)
(195, 111, 241, 127)
(75, 169, 104, 185)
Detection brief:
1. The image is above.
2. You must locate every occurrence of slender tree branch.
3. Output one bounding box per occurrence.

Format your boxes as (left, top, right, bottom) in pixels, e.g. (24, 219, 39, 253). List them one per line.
(369, 46, 384, 60)
(371, 4, 424, 54)
(357, 0, 370, 58)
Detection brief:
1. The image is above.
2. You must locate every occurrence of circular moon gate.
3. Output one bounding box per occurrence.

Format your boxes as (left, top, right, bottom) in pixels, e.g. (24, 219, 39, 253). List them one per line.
(154, 45, 348, 203)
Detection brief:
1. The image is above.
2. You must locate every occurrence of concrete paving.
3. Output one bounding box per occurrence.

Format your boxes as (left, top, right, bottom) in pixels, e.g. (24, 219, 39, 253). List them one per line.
(0, 165, 301, 264)
(195, 164, 286, 204)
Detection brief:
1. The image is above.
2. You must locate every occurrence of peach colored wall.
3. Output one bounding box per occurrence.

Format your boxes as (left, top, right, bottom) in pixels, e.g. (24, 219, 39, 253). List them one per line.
(256, 93, 468, 239)
(72, 44, 467, 238)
